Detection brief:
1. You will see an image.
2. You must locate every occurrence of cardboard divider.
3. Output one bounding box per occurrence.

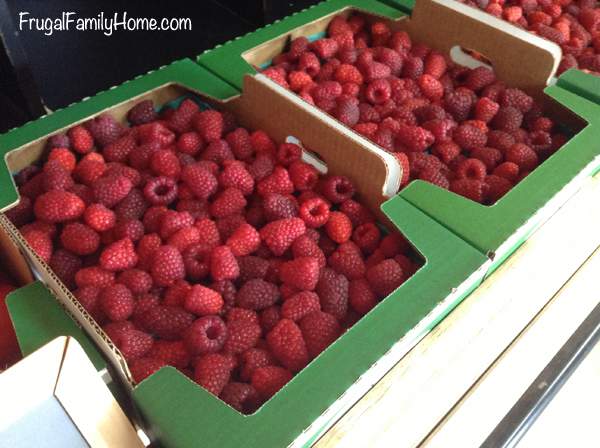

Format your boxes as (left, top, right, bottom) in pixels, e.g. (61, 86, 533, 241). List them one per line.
(0, 58, 490, 447)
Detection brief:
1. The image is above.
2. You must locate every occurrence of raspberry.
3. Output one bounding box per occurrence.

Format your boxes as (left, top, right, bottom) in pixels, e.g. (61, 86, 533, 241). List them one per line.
(139, 305, 194, 340)
(97, 237, 136, 270)
(226, 307, 259, 325)
(444, 90, 474, 122)
(180, 164, 218, 201)
(223, 223, 259, 257)
(505, 143, 539, 171)
(266, 318, 308, 372)
(328, 241, 366, 280)
(365, 79, 392, 104)
(281, 291, 321, 322)
(257, 166, 294, 197)
(184, 285, 223, 316)
(207, 245, 238, 281)
(396, 124, 435, 152)
(75, 266, 115, 288)
(127, 100, 157, 125)
(221, 382, 260, 413)
(430, 142, 459, 166)
(487, 130, 516, 152)
(129, 358, 168, 383)
(275, 143, 302, 167)
(75, 286, 103, 320)
(366, 258, 404, 298)
(349, 278, 377, 315)
(47, 133, 71, 150)
(334, 63, 363, 84)
(474, 97, 500, 123)
(193, 110, 224, 142)
(424, 52, 447, 78)
(493, 162, 520, 182)
(288, 70, 314, 92)
(159, 210, 194, 239)
(321, 175, 355, 204)
(421, 119, 456, 143)
(450, 178, 486, 203)
(401, 56, 424, 79)
(117, 269, 152, 295)
(333, 98, 360, 126)
(251, 365, 292, 400)
(142, 207, 167, 235)
(151, 245, 185, 286)
(492, 107, 523, 132)
(194, 353, 233, 396)
(92, 175, 133, 208)
(279, 257, 320, 291)
(112, 328, 153, 362)
(100, 284, 135, 322)
(299, 311, 341, 358)
(310, 38, 339, 59)
(316, 268, 349, 320)
(143, 177, 178, 205)
(237, 256, 269, 283)
(60, 223, 100, 256)
(162, 280, 191, 308)
(137, 122, 175, 147)
(485, 174, 513, 203)
(419, 167, 450, 189)
(166, 225, 200, 252)
(219, 162, 254, 196)
(49, 249, 82, 288)
(263, 193, 298, 222)
(150, 150, 181, 179)
(5, 196, 33, 227)
(325, 211, 352, 244)
(68, 125, 94, 154)
(260, 217, 306, 256)
(464, 66, 496, 92)
(82, 204, 114, 233)
(200, 139, 234, 165)
(176, 131, 204, 156)
(236, 279, 280, 310)
(33, 190, 85, 222)
(455, 158, 487, 181)
(291, 235, 326, 268)
(168, 98, 199, 134)
(216, 214, 246, 241)
(86, 114, 125, 147)
(351, 222, 381, 254)
(22, 228, 53, 262)
(453, 124, 487, 150)
(210, 188, 247, 219)
(297, 51, 321, 77)
(299, 197, 330, 228)
(417, 74, 444, 100)
(260, 304, 281, 333)
(47, 147, 76, 172)
(499, 88, 533, 113)
(223, 319, 261, 355)
(147, 340, 191, 369)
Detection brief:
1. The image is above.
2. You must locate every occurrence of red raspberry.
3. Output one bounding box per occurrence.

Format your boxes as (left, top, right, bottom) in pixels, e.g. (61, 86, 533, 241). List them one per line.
(453, 124, 487, 150)
(266, 318, 308, 372)
(5, 196, 33, 227)
(216, 214, 246, 241)
(279, 257, 320, 291)
(444, 90, 474, 122)
(299, 311, 341, 358)
(99, 238, 137, 271)
(49, 249, 82, 288)
(184, 285, 223, 316)
(352, 223, 381, 254)
(112, 328, 153, 362)
(424, 52, 447, 78)
(167, 225, 200, 252)
(465, 66, 496, 92)
(221, 382, 260, 413)
(487, 130, 516, 152)
(22, 228, 53, 262)
(193, 110, 224, 142)
(194, 353, 233, 396)
(159, 210, 194, 239)
(418, 167, 450, 189)
(263, 66, 289, 88)
(75, 266, 115, 288)
(210, 188, 247, 219)
(200, 139, 234, 164)
(316, 268, 349, 320)
(325, 211, 353, 244)
(288, 70, 314, 92)
(287, 162, 318, 195)
(396, 124, 435, 152)
(257, 166, 294, 197)
(116, 269, 152, 295)
(103, 134, 136, 163)
(140, 305, 194, 340)
(365, 79, 392, 104)
(60, 223, 100, 256)
(320, 175, 355, 204)
(219, 162, 254, 196)
(250, 130, 277, 155)
(208, 245, 238, 281)
(92, 175, 132, 208)
(69, 184, 94, 205)
(151, 245, 185, 286)
(129, 358, 168, 383)
(142, 177, 177, 206)
(68, 125, 94, 154)
(147, 340, 191, 369)
(128, 141, 160, 170)
(46, 133, 71, 150)
(47, 147, 76, 172)
(334, 63, 363, 84)
(251, 365, 292, 400)
(455, 158, 487, 181)
(86, 114, 125, 147)
(429, 142, 458, 166)
(127, 100, 157, 125)
(474, 97, 500, 123)
(263, 193, 298, 222)
(136, 122, 175, 147)
(33, 190, 85, 222)
(493, 162, 520, 182)
(163, 280, 192, 307)
(167, 98, 199, 133)
(281, 291, 321, 322)
(349, 278, 377, 315)
(149, 150, 181, 179)
(505, 143, 539, 171)
(99, 284, 135, 322)
(297, 51, 321, 77)
(226, 223, 260, 257)
(260, 305, 281, 333)
(177, 131, 204, 156)
(450, 178, 486, 203)
(310, 38, 339, 59)
(276, 143, 302, 167)
(366, 258, 404, 298)
(390, 152, 410, 188)
(492, 107, 523, 132)
(328, 241, 366, 280)
(299, 197, 331, 228)
(83, 203, 115, 232)
(260, 217, 306, 256)
(470, 147, 503, 171)
(75, 286, 103, 320)
(417, 74, 444, 100)
(223, 319, 261, 355)
(361, 61, 392, 82)
(240, 348, 275, 382)
(400, 56, 424, 79)
(237, 279, 280, 310)
(238, 256, 270, 283)
(136, 233, 162, 270)
(291, 235, 326, 268)
(226, 307, 259, 325)
(485, 175, 513, 203)
(499, 88, 533, 113)
(333, 98, 360, 126)
(193, 218, 221, 248)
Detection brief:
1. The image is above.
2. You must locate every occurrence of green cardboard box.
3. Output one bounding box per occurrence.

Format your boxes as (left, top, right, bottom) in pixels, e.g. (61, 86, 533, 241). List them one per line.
(0, 59, 488, 447)
(198, 0, 600, 270)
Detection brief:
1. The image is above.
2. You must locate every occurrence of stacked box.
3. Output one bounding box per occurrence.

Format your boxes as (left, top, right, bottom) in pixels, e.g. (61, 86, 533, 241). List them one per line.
(0, 59, 488, 447)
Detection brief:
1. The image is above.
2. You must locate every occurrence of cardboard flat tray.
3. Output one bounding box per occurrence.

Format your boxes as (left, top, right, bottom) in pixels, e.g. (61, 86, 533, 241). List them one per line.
(1, 59, 488, 448)
(197, 0, 600, 264)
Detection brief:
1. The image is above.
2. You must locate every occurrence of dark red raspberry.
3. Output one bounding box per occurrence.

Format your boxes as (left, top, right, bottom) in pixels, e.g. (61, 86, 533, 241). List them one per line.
(143, 176, 178, 205)
(127, 100, 157, 125)
(299, 311, 341, 358)
(237, 279, 280, 310)
(316, 268, 349, 320)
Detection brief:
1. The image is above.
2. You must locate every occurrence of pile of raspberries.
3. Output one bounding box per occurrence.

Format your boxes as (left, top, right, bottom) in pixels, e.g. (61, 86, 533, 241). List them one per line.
(261, 13, 570, 204)
(6, 96, 420, 413)
(460, 0, 600, 75)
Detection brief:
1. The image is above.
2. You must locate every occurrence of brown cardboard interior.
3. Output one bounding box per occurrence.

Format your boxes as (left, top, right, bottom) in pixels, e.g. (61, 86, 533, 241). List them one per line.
(0, 222, 33, 286)
(0, 336, 142, 448)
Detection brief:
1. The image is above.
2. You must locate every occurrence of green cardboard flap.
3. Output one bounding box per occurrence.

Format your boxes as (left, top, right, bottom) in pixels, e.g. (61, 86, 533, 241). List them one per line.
(380, 0, 416, 12)
(133, 197, 487, 448)
(198, 0, 404, 91)
(556, 69, 600, 107)
(0, 59, 238, 211)
(7, 281, 105, 371)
